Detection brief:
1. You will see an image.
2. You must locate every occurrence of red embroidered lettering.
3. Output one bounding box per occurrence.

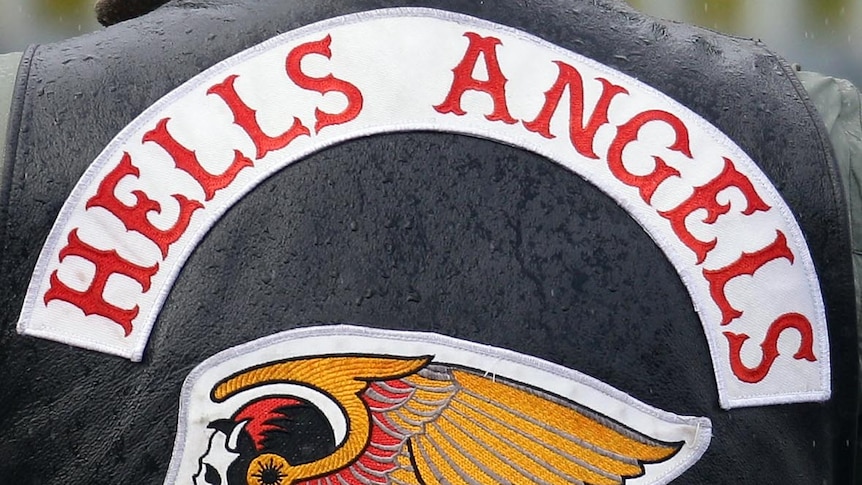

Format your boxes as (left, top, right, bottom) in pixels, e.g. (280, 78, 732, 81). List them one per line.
(703, 231, 794, 325)
(143, 118, 253, 201)
(286, 34, 364, 133)
(523, 62, 628, 159)
(724, 312, 817, 383)
(434, 32, 516, 124)
(207, 74, 310, 160)
(660, 158, 771, 264)
(606, 110, 691, 203)
(85, 152, 203, 258)
(44, 229, 159, 336)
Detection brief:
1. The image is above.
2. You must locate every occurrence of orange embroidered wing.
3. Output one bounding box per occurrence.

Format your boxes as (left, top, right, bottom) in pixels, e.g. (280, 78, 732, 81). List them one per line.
(403, 368, 681, 485)
(302, 365, 681, 485)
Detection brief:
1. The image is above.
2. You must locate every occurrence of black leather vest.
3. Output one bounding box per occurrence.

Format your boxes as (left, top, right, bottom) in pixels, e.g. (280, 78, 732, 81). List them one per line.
(1, 1, 856, 483)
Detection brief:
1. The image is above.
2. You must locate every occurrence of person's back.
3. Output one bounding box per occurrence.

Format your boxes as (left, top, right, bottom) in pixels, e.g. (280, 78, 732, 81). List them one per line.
(0, 1, 858, 483)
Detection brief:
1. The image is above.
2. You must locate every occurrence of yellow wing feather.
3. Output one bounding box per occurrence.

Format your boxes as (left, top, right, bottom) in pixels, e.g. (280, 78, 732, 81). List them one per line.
(388, 367, 680, 485)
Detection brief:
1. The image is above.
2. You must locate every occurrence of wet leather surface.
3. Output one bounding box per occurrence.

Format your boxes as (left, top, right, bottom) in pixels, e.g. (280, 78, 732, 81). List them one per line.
(0, 1, 856, 483)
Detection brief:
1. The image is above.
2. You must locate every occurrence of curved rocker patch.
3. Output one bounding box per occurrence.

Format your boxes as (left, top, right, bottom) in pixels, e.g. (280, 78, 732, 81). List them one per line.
(163, 325, 711, 485)
(17, 8, 829, 409)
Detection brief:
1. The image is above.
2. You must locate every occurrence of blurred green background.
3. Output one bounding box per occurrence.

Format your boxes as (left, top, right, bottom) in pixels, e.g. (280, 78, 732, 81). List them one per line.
(0, 0, 859, 87)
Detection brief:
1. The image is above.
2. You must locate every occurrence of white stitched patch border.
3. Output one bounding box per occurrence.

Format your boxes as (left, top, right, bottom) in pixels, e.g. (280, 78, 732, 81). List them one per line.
(17, 8, 830, 409)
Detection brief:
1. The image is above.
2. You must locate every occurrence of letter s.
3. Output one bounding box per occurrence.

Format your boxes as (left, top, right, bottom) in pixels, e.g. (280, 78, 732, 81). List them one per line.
(286, 34, 364, 133)
(724, 313, 817, 383)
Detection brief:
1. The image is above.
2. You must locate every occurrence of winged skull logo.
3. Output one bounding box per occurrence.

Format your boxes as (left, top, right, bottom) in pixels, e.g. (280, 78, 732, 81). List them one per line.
(188, 355, 681, 485)
(165, 327, 709, 485)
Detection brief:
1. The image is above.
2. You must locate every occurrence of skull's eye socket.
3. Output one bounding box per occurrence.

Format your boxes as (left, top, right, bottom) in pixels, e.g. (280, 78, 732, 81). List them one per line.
(204, 463, 222, 485)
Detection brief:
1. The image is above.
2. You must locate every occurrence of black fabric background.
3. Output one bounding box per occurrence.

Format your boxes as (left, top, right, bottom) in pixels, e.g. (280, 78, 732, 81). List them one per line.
(0, 0, 857, 483)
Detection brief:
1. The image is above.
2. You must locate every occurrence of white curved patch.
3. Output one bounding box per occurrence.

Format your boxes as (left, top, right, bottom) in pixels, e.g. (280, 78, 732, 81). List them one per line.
(164, 325, 712, 485)
(17, 8, 829, 409)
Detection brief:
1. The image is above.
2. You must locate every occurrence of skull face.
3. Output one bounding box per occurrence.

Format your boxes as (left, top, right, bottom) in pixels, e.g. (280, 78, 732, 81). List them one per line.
(193, 422, 245, 485)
